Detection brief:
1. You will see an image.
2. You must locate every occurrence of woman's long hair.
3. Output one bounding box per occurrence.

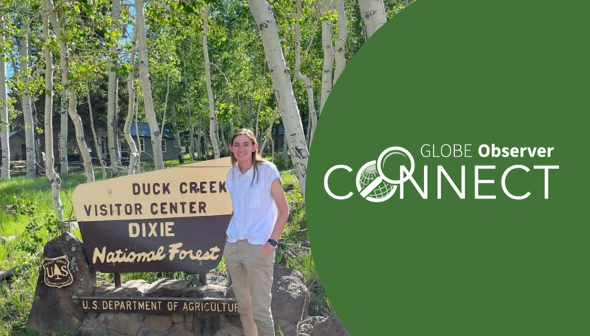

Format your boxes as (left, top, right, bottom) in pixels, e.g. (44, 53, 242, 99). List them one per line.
(230, 128, 266, 186)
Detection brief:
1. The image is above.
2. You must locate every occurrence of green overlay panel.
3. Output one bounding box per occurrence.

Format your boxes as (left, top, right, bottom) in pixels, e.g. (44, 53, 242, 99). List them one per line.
(306, 0, 590, 334)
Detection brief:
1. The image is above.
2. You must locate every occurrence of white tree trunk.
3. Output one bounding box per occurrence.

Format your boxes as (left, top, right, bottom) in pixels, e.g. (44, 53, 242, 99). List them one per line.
(204, 134, 209, 158)
(59, 94, 68, 175)
(259, 109, 277, 156)
(135, 0, 164, 170)
(108, 0, 121, 167)
(295, 0, 318, 148)
(203, 5, 220, 159)
(282, 137, 289, 166)
(171, 104, 182, 162)
(270, 135, 274, 162)
(255, 83, 264, 139)
(42, 0, 63, 220)
(20, 22, 36, 178)
(185, 72, 194, 162)
(58, 12, 67, 175)
(68, 92, 94, 181)
(124, 30, 140, 175)
(219, 119, 227, 151)
(196, 119, 202, 158)
(0, 39, 9, 179)
(134, 95, 142, 173)
(247, 0, 309, 197)
(87, 88, 107, 179)
(195, 134, 201, 158)
(49, 7, 94, 182)
(358, 0, 387, 41)
(333, 0, 347, 83)
(320, 0, 334, 114)
(247, 101, 253, 129)
(189, 124, 195, 161)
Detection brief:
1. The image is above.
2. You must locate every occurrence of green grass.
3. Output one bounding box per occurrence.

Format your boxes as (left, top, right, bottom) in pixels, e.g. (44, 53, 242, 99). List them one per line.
(0, 154, 330, 335)
(287, 252, 334, 317)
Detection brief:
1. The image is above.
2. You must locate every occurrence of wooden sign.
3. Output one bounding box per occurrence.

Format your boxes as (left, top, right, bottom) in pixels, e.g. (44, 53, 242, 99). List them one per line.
(72, 158, 233, 273)
(76, 297, 239, 315)
(43, 256, 74, 288)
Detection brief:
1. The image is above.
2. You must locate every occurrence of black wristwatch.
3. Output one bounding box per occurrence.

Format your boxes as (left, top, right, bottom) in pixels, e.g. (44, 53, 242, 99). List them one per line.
(267, 239, 278, 247)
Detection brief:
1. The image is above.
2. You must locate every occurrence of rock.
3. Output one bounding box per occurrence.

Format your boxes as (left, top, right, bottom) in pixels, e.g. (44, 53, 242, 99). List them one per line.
(272, 265, 310, 336)
(172, 313, 184, 323)
(193, 315, 221, 336)
(226, 285, 235, 299)
(105, 280, 150, 297)
(144, 279, 190, 297)
(27, 233, 96, 334)
(0, 235, 16, 243)
(297, 316, 326, 336)
(206, 271, 229, 287)
(75, 265, 309, 336)
(143, 315, 173, 330)
(108, 313, 141, 335)
(93, 284, 112, 295)
(170, 322, 194, 336)
(0, 266, 16, 281)
(310, 315, 350, 336)
(63, 220, 79, 232)
(274, 265, 305, 284)
(137, 329, 168, 336)
(193, 315, 243, 336)
(78, 327, 96, 336)
(183, 284, 226, 298)
(3, 205, 15, 215)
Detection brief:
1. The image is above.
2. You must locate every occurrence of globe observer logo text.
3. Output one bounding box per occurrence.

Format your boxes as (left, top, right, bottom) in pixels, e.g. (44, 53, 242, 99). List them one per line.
(324, 144, 559, 203)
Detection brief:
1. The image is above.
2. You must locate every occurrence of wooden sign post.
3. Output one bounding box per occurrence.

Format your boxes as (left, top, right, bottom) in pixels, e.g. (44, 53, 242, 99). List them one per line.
(71, 158, 236, 314)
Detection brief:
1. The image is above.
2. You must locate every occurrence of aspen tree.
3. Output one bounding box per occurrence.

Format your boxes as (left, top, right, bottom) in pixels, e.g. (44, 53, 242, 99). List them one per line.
(135, 0, 164, 170)
(203, 5, 220, 159)
(247, 0, 309, 196)
(320, 0, 334, 114)
(358, 0, 387, 41)
(0, 35, 8, 180)
(20, 19, 36, 178)
(333, 0, 347, 83)
(123, 30, 140, 175)
(42, 0, 64, 220)
(294, 0, 318, 146)
(47, 2, 95, 182)
(107, 0, 122, 167)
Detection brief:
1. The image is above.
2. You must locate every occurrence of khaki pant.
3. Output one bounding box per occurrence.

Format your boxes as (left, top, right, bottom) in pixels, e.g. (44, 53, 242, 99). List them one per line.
(225, 240, 275, 336)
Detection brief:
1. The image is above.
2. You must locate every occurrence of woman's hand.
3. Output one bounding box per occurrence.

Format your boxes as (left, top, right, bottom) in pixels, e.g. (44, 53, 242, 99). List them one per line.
(260, 243, 275, 258)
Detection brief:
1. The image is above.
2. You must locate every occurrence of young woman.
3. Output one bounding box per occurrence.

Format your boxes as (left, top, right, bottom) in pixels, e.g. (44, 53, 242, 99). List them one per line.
(225, 128, 289, 336)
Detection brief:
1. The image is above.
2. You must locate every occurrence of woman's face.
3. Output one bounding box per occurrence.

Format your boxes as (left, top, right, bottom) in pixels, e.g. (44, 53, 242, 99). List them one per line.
(231, 135, 257, 164)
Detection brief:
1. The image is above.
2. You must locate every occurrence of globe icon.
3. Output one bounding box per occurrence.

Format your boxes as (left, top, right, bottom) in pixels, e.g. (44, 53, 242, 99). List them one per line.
(358, 163, 396, 199)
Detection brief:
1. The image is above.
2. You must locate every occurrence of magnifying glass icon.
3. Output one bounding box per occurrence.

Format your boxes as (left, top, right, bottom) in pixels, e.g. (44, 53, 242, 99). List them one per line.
(359, 146, 415, 198)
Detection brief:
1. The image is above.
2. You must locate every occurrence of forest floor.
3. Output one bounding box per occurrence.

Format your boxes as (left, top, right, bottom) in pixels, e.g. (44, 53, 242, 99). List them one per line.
(0, 153, 330, 335)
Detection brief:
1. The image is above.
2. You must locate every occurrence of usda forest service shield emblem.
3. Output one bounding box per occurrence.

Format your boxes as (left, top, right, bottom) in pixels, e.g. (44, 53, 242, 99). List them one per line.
(43, 256, 73, 288)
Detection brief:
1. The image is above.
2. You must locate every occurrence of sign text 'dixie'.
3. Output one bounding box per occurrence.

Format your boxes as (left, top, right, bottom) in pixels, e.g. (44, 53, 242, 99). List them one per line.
(72, 158, 234, 273)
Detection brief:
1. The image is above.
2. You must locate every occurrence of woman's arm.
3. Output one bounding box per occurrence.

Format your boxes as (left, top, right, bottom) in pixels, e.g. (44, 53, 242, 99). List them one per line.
(226, 211, 233, 242)
(269, 178, 289, 241)
(261, 178, 289, 257)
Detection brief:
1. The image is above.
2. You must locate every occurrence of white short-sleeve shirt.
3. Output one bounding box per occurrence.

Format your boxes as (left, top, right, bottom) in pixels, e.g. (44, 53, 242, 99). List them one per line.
(226, 161, 281, 245)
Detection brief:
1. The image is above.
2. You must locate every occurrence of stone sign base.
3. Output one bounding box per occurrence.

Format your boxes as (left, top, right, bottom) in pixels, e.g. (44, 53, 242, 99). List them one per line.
(76, 266, 310, 336)
(27, 234, 352, 336)
(27, 233, 96, 334)
(78, 281, 243, 336)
